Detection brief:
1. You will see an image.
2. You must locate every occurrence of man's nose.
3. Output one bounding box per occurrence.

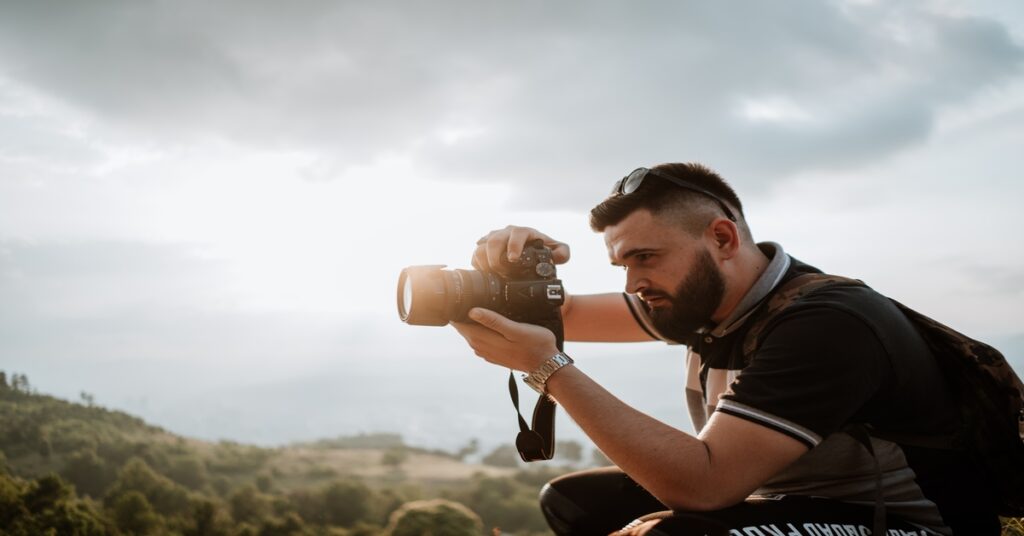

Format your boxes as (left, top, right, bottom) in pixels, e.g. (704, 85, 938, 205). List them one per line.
(625, 269, 647, 295)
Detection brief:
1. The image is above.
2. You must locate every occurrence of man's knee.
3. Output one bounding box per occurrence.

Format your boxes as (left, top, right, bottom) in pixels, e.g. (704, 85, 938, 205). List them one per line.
(539, 481, 588, 535)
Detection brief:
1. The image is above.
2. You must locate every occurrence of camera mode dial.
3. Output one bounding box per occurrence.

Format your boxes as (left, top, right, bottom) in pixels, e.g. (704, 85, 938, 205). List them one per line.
(535, 262, 555, 278)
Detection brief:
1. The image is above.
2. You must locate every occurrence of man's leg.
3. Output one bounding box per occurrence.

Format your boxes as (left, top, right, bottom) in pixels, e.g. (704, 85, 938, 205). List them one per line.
(539, 466, 669, 535)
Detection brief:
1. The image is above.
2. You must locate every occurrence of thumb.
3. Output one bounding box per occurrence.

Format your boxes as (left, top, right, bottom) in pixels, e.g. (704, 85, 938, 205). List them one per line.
(467, 308, 516, 336)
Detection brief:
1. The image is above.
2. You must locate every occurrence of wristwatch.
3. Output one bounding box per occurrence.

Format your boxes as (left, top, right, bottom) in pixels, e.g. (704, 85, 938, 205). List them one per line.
(522, 352, 574, 395)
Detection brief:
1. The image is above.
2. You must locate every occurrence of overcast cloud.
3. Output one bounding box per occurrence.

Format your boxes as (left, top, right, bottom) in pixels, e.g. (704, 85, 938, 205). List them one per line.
(0, 0, 1022, 448)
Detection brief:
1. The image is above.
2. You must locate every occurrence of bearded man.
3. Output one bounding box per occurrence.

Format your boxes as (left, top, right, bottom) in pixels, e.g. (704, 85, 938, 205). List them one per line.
(452, 163, 999, 536)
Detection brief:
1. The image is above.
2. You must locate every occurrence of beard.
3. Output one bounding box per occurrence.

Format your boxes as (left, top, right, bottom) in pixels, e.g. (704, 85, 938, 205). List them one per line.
(647, 247, 725, 342)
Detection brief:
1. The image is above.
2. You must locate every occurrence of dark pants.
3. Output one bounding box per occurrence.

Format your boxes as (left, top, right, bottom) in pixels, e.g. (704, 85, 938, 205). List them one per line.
(539, 467, 947, 536)
(539, 466, 668, 535)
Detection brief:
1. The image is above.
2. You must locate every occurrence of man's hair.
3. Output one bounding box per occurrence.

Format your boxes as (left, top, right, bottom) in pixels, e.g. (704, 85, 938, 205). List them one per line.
(589, 162, 752, 241)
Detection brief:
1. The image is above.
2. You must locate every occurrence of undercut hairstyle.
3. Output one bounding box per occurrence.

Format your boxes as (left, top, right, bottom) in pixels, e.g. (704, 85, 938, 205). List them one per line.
(589, 162, 753, 241)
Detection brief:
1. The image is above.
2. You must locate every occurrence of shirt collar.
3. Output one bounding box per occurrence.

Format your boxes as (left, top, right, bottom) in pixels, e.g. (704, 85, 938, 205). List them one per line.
(707, 241, 790, 338)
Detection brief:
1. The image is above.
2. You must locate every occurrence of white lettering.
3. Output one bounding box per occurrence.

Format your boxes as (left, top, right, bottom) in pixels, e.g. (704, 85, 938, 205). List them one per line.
(814, 524, 835, 536)
(759, 524, 786, 536)
(803, 523, 823, 536)
(785, 523, 804, 536)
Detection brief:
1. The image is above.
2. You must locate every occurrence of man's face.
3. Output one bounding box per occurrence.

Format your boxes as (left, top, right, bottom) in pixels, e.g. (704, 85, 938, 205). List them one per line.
(605, 209, 726, 339)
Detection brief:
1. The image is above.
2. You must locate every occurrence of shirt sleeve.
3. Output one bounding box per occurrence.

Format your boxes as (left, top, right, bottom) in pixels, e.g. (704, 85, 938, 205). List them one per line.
(716, 305, 889, 448)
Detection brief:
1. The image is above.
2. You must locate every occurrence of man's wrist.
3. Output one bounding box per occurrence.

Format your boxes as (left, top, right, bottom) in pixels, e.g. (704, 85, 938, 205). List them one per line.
(522, 351, 574, 395)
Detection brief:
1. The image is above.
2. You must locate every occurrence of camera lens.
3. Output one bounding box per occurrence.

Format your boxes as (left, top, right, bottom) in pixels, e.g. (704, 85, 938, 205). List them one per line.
(397, 265, 449, 325)
(401, 274, 414, 319)
(397, 265, 507, 325)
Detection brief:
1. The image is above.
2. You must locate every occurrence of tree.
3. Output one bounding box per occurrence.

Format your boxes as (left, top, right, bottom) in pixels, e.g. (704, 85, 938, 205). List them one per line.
(481, 444, 520, 468)
(10, 374, 29, 393)
(228, 484, 271, 525)
(183, 499, 230, 536)
(105, 457, 191, 517)
(454, 438, 479, 461)
(321, 479, 372, 527)
(166, 455, 208, 490)
(79, 392, 95, 407)
(255, 474, 273, 493)
(1, 473, 111, 536)
(110, 490, 161, 535)
(381, 447, 408, 469)
(62, 450, 115, 498)
(385, 499, 482, 536)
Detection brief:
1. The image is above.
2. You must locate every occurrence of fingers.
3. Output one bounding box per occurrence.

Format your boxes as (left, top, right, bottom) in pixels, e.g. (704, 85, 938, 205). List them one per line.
(468, 308, 512, 335)
(506, 227, 536, 263)
(486, 232, 510, 272)
(471, 225, 570, 272)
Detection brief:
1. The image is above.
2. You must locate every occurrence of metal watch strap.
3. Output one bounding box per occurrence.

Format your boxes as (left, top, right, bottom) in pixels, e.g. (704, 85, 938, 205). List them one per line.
(522, 352, 574, 394)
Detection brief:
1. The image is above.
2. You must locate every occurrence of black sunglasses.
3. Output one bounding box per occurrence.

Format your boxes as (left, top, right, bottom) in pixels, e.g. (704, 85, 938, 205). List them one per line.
(610, 167, 737, 222)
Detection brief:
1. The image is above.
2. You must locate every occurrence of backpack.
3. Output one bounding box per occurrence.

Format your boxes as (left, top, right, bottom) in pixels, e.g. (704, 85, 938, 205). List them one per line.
(741, 273, 1024, 517)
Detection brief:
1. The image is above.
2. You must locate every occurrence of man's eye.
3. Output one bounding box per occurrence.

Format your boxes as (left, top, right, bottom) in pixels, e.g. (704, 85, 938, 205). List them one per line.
(635, 253, 653, 262)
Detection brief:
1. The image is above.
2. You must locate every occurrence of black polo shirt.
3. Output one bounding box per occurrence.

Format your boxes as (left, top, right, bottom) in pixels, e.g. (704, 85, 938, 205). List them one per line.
(699, 256, 999, 535)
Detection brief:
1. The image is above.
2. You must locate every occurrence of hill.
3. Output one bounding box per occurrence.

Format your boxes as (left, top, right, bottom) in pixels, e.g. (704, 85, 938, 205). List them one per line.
(0, 372, 568, 535)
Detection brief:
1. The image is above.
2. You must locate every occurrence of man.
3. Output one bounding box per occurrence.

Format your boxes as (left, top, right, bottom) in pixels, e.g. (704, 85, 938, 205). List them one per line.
(452, 163, 999, 535)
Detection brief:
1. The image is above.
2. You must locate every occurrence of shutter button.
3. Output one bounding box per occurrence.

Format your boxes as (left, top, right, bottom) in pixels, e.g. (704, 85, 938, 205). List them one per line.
(704, 336, 713, 343)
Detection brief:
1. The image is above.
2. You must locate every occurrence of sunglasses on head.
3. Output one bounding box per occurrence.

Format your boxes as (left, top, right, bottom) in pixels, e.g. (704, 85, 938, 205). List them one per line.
(610, 167, 737, 222)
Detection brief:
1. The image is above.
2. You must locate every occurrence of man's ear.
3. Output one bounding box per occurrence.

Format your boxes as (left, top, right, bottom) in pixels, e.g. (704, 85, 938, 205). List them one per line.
(708, 218, 740, 259)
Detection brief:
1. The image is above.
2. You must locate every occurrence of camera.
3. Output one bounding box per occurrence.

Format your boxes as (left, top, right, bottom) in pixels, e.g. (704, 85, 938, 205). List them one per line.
(397, 239, 565, 335)
(397, 239, 566, 462)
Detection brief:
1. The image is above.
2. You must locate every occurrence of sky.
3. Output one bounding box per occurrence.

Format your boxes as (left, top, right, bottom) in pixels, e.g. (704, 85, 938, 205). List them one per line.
(1, 0, 1022, 453)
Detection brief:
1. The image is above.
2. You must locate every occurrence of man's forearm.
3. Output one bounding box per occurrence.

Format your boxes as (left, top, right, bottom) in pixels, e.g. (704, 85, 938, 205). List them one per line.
(544, 364, 717, 510)
(561, 293, 658, 343)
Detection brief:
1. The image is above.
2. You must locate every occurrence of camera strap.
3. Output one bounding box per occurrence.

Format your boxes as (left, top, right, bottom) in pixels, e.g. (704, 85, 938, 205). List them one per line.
(508, 325, 563, 462)
(508, 371, 558, 461)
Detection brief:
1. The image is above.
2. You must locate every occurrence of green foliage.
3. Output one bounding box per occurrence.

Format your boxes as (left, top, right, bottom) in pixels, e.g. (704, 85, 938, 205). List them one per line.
(481, 444, 521, 468)
(111, 490, 162, 535)
(446, 473, 549, 534)
(0, 372, 571, 536)
(385, 499, 482, 536)
(289, 479, 374, 528)
(322, 480, 373, 527)
(166, 453, 209, 489)
(105, 457, 192, 517)
(208, 441, 273, 475)
(62, 448, 117, 498)
(0, 470, 112, 535)
(183, 498, 233, 536)
(229, 484, 272, 525)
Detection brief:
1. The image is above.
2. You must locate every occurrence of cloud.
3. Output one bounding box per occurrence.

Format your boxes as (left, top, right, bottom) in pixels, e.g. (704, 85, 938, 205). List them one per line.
(0, 1, 1019, 209)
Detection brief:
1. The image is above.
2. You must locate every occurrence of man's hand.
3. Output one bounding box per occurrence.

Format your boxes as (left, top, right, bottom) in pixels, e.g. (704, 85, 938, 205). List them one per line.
(451, 308, 559, 372)
(472, 225, 570, 274)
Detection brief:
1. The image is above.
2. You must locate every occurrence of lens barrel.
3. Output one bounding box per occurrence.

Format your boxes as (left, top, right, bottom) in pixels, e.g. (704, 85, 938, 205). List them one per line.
(397, 266, 506, 325)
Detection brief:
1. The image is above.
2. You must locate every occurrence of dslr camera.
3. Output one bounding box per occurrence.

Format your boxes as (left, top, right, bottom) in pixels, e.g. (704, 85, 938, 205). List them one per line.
(397, 239, 565, 338)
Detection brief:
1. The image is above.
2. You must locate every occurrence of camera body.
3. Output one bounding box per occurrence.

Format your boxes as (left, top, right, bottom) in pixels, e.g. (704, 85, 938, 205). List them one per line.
(397, 240, 565, 337)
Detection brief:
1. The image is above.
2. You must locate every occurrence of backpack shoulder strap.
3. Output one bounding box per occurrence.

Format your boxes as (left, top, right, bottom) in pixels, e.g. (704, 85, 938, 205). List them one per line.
(741, 273, 864, 361)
